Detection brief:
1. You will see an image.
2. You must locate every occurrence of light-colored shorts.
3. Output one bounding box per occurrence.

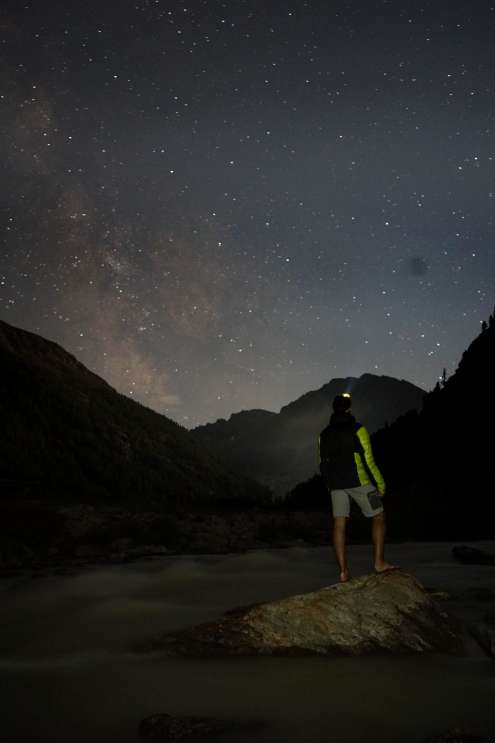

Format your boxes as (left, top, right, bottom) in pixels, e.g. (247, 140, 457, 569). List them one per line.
(331, 484, 384, 518)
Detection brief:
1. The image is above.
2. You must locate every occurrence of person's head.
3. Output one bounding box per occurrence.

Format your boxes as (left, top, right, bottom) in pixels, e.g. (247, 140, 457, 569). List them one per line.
(332, 393, 351, 414)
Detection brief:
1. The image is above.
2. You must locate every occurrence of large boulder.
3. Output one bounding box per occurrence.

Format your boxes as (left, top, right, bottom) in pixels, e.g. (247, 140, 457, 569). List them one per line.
(144, 571, 462, 656)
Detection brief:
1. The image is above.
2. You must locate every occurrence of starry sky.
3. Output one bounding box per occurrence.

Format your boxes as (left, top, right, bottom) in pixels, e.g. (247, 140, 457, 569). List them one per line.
(2, 1, 495, 427)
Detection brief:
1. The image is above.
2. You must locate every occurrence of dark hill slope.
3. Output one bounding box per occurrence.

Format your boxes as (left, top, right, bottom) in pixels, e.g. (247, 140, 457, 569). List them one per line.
(373, 308, 495, 519)
(289, 309, 495, 538)
(192, 374, 425, 497)
(0, 320, 267, 508)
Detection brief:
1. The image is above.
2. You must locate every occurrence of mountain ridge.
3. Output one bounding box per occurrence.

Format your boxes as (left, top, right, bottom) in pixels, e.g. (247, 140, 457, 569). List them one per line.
(192, 372, 426, 497)
(0, 319, 268, 508)
(288, 307, 495, 538)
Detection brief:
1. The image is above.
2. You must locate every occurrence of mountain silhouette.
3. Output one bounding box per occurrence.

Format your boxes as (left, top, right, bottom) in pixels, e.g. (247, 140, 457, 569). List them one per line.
(368, 307, 495, 538)
(0, 320, 268, 508)
(286, 308, 495, 538)
(192, 374, 425, 497)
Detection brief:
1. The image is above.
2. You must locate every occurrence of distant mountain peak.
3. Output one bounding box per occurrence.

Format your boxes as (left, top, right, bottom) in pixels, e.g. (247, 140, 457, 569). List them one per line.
(192, 372, 425, 497)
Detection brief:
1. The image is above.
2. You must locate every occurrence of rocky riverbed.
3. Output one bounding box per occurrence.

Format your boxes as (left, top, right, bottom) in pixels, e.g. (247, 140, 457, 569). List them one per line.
(0, 500, 330, 574)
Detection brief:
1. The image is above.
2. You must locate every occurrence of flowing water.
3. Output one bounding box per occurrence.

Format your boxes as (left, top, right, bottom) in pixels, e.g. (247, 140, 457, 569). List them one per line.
(1, 542, 495, 742)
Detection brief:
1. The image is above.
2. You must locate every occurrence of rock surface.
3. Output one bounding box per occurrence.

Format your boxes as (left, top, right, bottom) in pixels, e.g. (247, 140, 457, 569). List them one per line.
(0, 500, 330, 574)
(452, 545, 495, 565)
(427, 727, 484, 742)
(138, 713, 264, 740)
(144, 570, 462, 657)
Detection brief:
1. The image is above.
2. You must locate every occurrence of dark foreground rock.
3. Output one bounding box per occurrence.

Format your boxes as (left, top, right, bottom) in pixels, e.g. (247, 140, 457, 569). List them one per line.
(139, 712, 264, 740)
(143, 571, 462, 657)
(452, 545, 495, 566)
(427, 726, 484, 742)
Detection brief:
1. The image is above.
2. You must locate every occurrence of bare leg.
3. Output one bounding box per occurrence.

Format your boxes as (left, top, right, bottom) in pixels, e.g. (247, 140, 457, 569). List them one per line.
(333, 516, 349, 582)
(371, 512, 398, 572)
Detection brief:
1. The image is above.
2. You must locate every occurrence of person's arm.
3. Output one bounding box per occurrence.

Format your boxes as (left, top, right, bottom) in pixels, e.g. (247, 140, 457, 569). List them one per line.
(356, 426, 386, 494)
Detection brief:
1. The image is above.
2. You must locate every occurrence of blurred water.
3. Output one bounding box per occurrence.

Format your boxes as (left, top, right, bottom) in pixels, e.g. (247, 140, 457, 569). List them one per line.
(1, 542, 495, 742)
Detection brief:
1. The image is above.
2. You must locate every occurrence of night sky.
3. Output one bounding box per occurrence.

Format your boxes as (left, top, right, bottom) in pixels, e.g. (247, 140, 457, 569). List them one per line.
(2, 1, 495, 427)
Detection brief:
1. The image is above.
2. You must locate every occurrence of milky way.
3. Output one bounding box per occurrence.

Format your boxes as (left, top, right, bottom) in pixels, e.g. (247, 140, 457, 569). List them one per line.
(2, 1, 495, 426)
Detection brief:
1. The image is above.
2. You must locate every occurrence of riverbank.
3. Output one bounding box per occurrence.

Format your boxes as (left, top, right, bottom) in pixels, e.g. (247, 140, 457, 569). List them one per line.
(0, 499, 332, 575)
(4, 496, 493, 578)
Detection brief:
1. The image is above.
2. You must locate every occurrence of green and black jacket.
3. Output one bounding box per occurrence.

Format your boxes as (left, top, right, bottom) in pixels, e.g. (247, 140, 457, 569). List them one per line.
(318, 412, 385, 492)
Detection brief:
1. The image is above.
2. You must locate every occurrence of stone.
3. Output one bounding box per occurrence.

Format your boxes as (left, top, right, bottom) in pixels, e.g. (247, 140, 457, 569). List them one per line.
(58, 504, 105, 539)
(73, 544, 104, 558)
(138, 713, 263, 740)
(427, 726, 484, 742)
(144, 571, 462, 657)
(128, 544, 170, 557)
(452, 545, 495, 566)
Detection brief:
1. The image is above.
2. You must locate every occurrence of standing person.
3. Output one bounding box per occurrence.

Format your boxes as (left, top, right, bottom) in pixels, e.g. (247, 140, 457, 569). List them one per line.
(319, 393, 398, 583)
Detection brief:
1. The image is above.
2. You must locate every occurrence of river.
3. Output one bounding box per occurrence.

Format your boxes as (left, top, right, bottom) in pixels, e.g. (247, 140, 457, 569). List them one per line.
(1, 541, 495, 742)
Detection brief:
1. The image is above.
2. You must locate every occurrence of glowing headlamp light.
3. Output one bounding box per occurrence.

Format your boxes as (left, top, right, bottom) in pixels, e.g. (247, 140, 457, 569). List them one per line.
(342, 393, 351, 399)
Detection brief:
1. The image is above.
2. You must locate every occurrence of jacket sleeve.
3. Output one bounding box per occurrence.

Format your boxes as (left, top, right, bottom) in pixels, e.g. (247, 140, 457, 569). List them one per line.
(318, 434, 329, 478)
(356, 426, 385, 493)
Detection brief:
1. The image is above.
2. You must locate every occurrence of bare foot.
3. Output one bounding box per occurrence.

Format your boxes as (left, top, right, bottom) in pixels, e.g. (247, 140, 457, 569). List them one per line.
(374, 561, 399, 574)
(339, 569, 350, 583)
